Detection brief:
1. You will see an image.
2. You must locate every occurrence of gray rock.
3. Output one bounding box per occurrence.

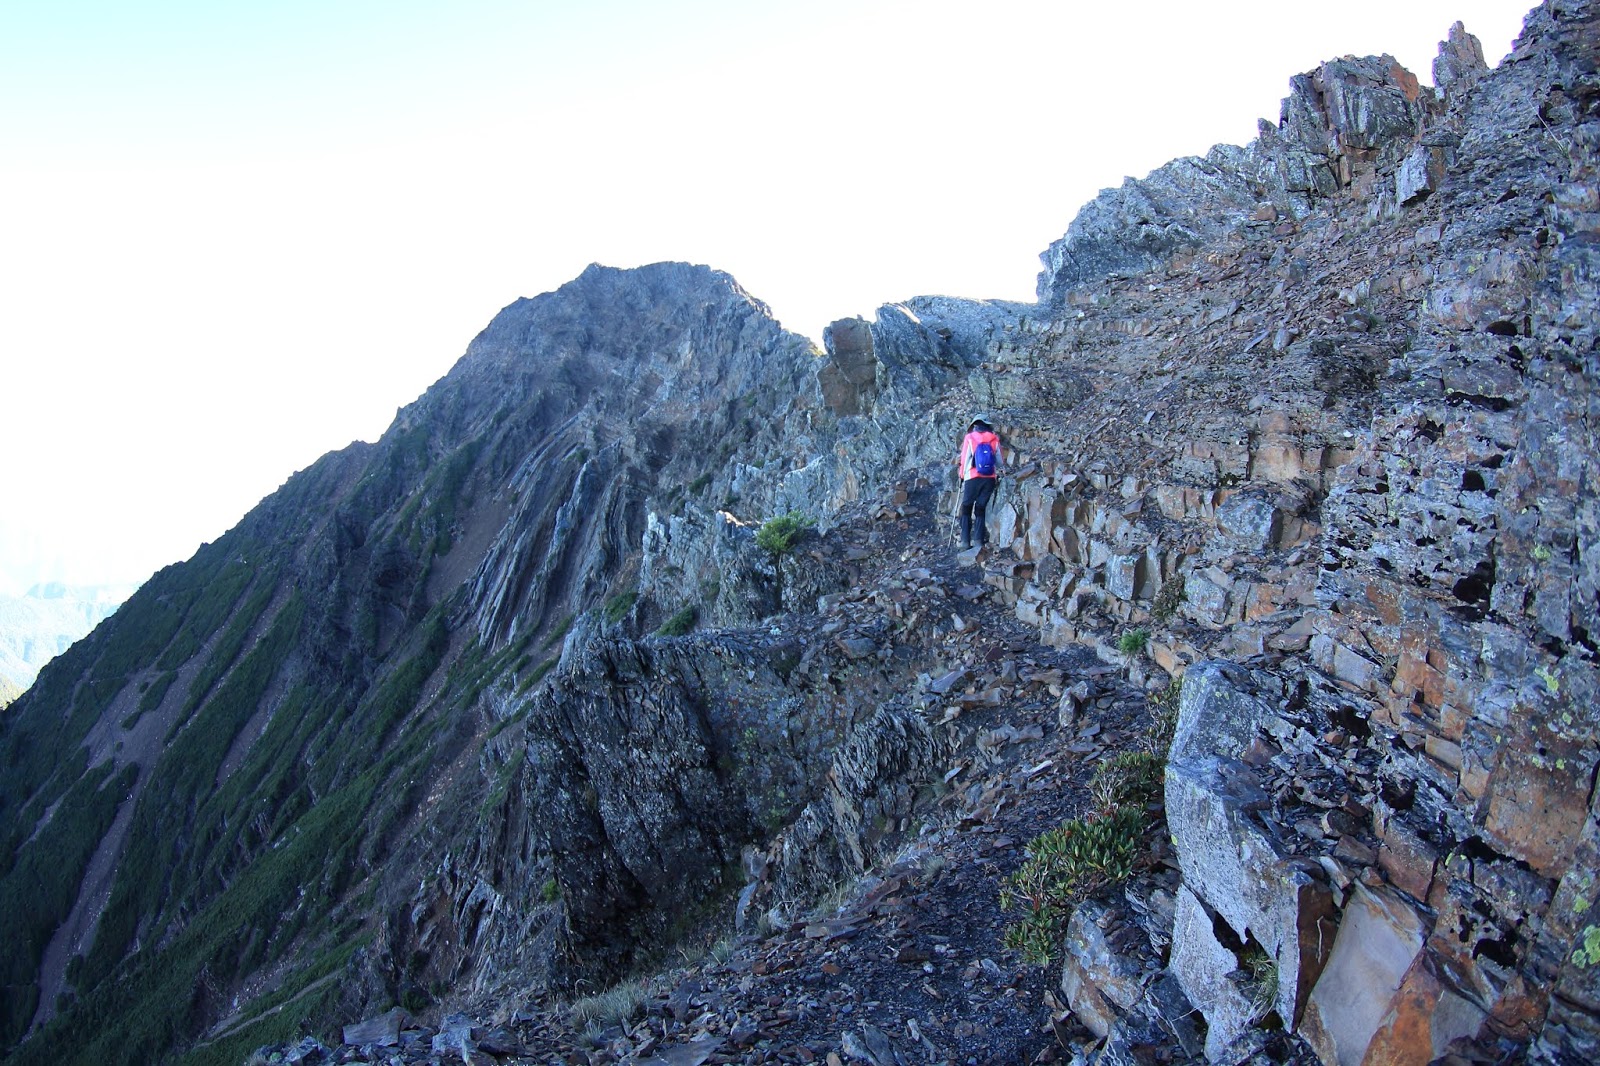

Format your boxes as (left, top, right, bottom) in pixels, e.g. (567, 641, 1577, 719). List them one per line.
(1216, 492, 1282, 551)
(1166, 754, 1336, 1032)
(282, 1036, 330, 1064)
(1059, 899, 1147, 1038)
(1168, 661, 1278, 765)
(343, 1008, 407, 1047)
(1037, 149, 1260, 303)
(1169, 885, 1259, 1063)
(820, 317, 881, 416)
(1432, 21, 1488, 95)
(836, 636, 878, 660)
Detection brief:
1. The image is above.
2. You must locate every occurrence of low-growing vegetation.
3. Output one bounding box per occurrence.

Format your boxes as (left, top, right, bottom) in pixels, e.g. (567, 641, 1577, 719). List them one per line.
(519, 658, 557, 693)
(1000, 717, 1169, 966)
(1145, 677, 1182, 753)
(542, 613, 575, 649)
(603, 590, 637, 624)
(1150, 574, 1186, 622)
(1089, 750, 1165, 810)
(755, 512, 813, 555)
(1000, 805, 1149, 964)
(568, 975, 657, 1032)
(654, 605, 697, 637)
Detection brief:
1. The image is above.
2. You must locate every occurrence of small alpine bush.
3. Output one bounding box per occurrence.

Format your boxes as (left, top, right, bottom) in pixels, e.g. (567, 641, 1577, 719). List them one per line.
(1145, 677, 1182, 754)
(1150, 575, 1185, 622)
(1117, 627, 1149, 655)
(654, 606, 697, 637)
(1243, 945, 1281, 1024)
(569, 976, 654, 1029)
(1089, 750, 1164, 810)
(542, 613, 575, 650)
(518, 658, 556, 694)
(1000, 805, 1148, 965)
(755, 512, 813, 555)
(602, 591, 637, 624)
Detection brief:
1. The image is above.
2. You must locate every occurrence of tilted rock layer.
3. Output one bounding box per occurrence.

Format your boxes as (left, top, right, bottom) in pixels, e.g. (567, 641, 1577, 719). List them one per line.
(0, 3, 1596, 1066)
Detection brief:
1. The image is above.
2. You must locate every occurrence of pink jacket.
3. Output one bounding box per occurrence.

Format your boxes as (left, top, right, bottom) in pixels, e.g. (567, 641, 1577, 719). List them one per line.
(958, 430, 1001, 480)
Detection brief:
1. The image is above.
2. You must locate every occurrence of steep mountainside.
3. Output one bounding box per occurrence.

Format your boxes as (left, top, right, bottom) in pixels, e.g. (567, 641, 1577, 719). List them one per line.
(0, 263, 846, 1064)
(1, 4, 1596, 1065)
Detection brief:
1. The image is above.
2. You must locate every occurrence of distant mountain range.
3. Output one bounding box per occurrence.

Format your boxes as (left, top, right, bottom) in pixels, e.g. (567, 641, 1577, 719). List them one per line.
(0, 582, 134, 692)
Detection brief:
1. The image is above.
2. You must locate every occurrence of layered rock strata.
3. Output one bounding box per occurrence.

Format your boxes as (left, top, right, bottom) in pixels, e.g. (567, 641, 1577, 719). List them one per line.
(975, 4, 1599, 1062)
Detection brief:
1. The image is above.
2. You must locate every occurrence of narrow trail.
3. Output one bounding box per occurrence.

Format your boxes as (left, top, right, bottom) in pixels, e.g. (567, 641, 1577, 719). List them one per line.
(489, 474, 1170, 1065)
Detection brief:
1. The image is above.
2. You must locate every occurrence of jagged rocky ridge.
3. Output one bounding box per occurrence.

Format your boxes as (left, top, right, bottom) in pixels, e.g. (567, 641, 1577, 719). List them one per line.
(0, 2, 1596, 1065)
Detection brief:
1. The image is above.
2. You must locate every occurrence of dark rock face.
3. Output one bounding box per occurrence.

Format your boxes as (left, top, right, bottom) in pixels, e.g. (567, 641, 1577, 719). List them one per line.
(437, 262, 820, 645)
(1036, 149, 1264, 302)
(995, 4, 1600, 1062)
(819, 317, 879, 416)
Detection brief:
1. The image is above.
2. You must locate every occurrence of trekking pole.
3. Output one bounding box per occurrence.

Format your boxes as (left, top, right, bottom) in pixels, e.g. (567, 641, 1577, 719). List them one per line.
(950, 471, 962, 548)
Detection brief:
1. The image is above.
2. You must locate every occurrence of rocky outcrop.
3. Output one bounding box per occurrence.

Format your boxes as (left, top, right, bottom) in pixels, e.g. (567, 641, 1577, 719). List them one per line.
(1036, 36, 1460, 307)
(0, 263, 839, 1064)
(995, 5, 1599, 1063)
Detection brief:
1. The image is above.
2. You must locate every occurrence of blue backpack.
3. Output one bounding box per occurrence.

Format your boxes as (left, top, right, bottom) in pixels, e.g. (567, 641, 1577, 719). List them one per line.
(972, 440, 997, 477)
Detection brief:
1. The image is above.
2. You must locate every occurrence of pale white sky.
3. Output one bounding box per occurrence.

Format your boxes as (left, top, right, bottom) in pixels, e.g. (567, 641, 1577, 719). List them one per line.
(0, 0, 1533, 595)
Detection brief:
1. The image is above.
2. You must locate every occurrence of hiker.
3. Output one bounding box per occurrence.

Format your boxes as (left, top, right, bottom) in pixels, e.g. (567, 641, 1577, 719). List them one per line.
(956, 417, 1002, 551)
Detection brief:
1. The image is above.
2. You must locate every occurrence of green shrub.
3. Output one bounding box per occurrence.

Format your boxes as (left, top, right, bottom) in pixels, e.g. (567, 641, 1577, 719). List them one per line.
(654, 606, 697, 637)
(755, 512, 813, 555)
(1146, 678, 1182, 754)
(1243, 945, 1280, 1023)
(542, 614, 575, 650)
(603, 591, 637, 624)
(1090, 751, 1164, 810)
(1000, 805, 1148, 965)
(1116, 628, 1149, 655)
(540, 878, 560, 904)
(518, 659, 557, 694)
(569, 977, 653, 1030)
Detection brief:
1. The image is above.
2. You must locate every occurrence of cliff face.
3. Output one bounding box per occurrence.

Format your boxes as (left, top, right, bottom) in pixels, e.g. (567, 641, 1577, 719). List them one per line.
(1, 4, 1597, 1066)
(947, 3, 1599, 1060)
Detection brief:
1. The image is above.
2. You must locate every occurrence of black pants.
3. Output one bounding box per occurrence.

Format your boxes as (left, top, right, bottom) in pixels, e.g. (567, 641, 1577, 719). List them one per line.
(959, 477, 996, 547)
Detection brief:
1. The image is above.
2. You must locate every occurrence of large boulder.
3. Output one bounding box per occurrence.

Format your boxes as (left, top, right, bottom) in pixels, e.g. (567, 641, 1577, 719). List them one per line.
(1165, 664, 1338, 1048)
